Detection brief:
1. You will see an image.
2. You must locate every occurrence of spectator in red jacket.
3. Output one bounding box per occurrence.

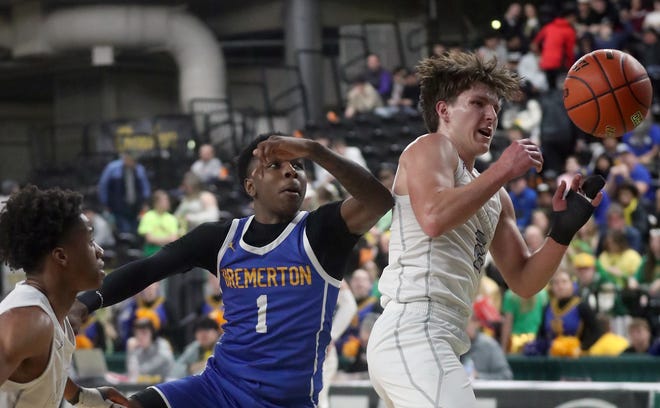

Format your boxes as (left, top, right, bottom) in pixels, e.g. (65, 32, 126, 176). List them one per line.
(533, 4, 577, 89)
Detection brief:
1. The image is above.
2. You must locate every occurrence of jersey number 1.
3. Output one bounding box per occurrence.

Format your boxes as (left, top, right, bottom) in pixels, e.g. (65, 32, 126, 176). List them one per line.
(256, 294, 268, 333)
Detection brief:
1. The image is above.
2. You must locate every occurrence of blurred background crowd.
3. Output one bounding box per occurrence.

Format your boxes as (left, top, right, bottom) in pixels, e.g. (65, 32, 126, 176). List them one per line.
(0, 0, 659, 388)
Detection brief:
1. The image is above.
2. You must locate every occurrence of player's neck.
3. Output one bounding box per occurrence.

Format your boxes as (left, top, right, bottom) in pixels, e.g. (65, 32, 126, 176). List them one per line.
(24, 273, 77, 324)
(252, 208, 299, 225)
(442, 133, 476, 171)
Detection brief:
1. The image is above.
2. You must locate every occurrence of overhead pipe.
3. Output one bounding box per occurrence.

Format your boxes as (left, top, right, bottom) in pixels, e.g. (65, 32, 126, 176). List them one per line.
(43, 5, 225, 112)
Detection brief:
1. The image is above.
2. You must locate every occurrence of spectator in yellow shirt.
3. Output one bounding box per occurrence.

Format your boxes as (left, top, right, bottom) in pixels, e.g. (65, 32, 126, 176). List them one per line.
(138, 190, 179, 257)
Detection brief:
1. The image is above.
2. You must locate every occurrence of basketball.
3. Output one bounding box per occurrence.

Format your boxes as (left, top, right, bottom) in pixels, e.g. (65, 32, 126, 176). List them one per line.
(563, 49, 653, 138)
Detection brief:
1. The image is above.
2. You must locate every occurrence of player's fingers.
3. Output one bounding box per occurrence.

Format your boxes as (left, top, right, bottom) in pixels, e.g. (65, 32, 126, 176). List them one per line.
(536, 152, 544, 172)
(570, 173, 582, 191)
(591, 191, 604, 207)
(555, 180, 567, 200)
(518, 138, 536, 146)
(531, 159, 543, 173)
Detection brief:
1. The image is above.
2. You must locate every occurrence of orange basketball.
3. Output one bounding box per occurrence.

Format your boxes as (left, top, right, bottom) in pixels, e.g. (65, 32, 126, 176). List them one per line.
(563, 49, 653, 138)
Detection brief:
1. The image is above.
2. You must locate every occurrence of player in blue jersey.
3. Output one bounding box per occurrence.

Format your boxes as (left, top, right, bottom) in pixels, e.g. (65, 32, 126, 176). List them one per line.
(72, 134, 394, 408)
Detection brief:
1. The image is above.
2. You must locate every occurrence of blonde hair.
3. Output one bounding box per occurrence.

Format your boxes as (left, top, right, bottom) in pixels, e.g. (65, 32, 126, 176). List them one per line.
(416, 51, 521, 133)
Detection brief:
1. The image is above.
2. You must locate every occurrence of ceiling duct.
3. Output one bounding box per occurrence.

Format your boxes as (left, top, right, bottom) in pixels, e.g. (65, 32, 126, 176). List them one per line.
(42, 5, 225, 112)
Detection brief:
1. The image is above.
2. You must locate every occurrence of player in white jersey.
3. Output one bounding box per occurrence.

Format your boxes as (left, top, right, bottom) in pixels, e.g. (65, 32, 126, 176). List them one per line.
(367, 51, 603, 407)
(0, 186, 128, 407)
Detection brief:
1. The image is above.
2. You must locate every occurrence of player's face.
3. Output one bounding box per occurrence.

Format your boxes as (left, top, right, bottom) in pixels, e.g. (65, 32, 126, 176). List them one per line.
(444, 82, 500, 156)
(62, 214, 105, 291)
(247, 157, 307, 221)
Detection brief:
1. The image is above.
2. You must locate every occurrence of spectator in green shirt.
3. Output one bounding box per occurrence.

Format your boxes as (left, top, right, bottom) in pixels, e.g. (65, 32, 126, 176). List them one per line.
(500, 287, 548, 353)
(138, 190, 179, 257)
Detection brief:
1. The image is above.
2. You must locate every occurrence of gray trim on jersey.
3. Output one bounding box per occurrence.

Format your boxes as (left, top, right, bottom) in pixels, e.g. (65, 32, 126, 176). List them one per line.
(302, 226, 341, 288)
(394, 201, 406, 303)
(215, 218, 241, 293)
(394, 303, 435, 406)
(393, 302, 447, 407)
(309, 281, 330, 406)
(239, 211, 306, 255)
(13, 390, 24, 406)
(392, 223, 446, 406)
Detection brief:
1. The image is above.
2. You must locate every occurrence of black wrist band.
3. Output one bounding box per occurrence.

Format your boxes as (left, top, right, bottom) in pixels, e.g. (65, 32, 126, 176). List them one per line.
(77, 290, 103, 312)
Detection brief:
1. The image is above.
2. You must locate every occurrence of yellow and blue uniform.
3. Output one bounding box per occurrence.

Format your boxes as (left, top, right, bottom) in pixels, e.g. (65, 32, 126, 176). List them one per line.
(146, 205, 355, 408)
(78, 202, 359, 407)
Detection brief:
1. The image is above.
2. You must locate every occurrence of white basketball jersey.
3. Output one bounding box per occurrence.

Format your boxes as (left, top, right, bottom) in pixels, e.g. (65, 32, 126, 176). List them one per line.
(0, 282, 76, 408)
(379, 157, 502, 320)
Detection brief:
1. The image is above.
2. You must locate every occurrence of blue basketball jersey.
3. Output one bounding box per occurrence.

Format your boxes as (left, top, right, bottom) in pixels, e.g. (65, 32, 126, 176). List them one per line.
(207, 211, 341, 406)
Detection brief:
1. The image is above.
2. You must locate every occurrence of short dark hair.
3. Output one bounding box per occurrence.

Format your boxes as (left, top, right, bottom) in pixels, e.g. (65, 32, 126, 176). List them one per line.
(616, 181, 639, 198)
(236, 132, 286, 186)
(0, 185, 83, 273)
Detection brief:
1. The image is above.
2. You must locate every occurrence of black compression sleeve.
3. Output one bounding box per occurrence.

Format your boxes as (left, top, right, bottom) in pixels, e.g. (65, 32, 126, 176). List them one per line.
(130, 387, 168, 408)
(306, 201, 361, 280)
(78, 221, 230, 312)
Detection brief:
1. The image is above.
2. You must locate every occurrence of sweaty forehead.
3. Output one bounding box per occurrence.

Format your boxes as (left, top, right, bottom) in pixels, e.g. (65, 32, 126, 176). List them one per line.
(468, 83, 500, 103)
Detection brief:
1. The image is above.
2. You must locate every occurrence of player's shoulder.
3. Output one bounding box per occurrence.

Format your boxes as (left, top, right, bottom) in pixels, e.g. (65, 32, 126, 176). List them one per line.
(307, 201, 343, 223)
(400, 133, 458, 172)
(402, 133, 456, 158)
(0, 306, 53, 353)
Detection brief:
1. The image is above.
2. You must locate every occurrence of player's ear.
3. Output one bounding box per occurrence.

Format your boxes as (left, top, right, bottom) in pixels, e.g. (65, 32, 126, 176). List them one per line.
(436, 100, 449, 123)
(244, 177, 256, 198)
(52, 247, 68, 267)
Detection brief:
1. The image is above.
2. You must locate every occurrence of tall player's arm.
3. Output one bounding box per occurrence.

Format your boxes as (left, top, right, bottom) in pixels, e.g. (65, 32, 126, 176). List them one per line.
(401, 135, 542, 237)
(490, 176, 602, 298)
(76, 222, 230, 314)
(0, 307, 52, 385)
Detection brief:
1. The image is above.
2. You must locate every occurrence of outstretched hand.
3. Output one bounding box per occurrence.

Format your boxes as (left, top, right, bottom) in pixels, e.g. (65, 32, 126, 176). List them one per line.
(552, 174, 604, 211)
(548, 174, 605, 246)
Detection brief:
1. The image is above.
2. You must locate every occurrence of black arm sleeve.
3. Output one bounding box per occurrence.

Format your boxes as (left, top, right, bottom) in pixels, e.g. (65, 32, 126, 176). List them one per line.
(78, 221, 231, 312)
(305, 201, 361, 280)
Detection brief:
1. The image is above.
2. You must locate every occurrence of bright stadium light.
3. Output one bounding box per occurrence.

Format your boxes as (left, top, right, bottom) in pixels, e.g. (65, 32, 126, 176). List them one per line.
(491, 20, 502, 30)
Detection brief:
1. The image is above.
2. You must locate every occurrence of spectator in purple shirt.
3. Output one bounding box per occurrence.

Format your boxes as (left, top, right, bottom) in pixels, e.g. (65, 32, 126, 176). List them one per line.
(365, 53, 393, 101)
